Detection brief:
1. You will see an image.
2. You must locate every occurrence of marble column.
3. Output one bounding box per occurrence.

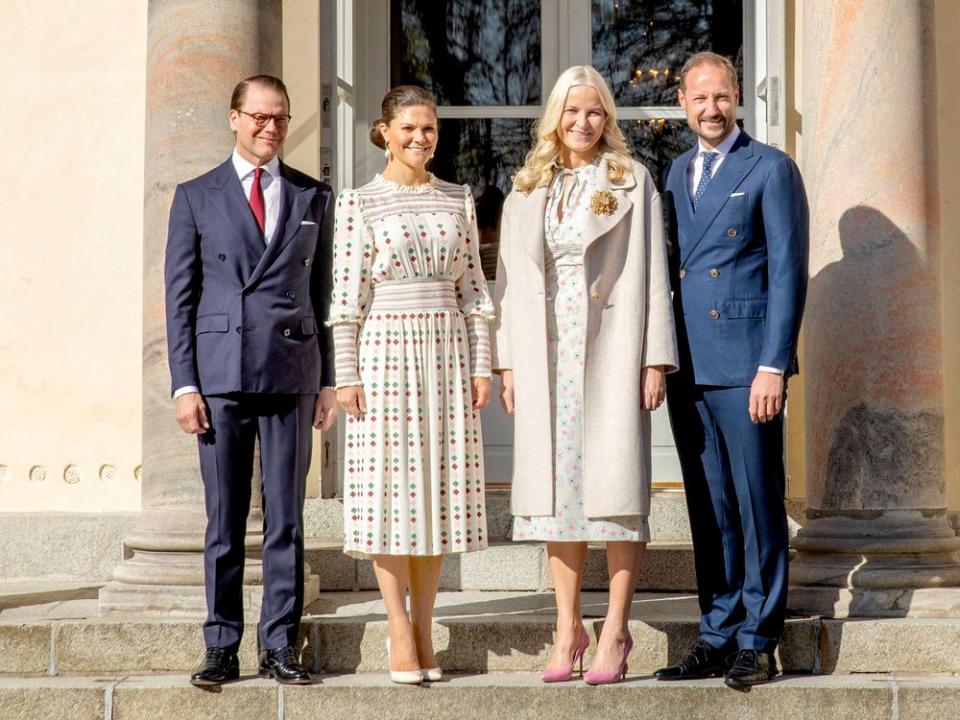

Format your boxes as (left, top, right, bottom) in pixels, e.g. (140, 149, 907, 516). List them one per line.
(99, 0, 320, 613)
(789, 0, 960, 617)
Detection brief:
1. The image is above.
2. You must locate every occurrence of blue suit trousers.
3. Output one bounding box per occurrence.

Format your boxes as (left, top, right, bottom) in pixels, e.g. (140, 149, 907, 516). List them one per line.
(667, 380, 789, 653)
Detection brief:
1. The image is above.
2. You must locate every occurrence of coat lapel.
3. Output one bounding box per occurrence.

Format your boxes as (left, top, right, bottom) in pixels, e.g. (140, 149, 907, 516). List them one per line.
(681, 132, 760, 265)
(208, 158, 267, 267)
(582, 158, 635, 252)
(516, 185, 547, 271)
(245, 162, 316, 288)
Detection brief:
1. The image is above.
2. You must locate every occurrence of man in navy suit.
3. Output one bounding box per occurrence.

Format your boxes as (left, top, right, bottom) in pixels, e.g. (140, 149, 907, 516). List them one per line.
(654, 53, 808, 690)
(165, 75, 337, 686)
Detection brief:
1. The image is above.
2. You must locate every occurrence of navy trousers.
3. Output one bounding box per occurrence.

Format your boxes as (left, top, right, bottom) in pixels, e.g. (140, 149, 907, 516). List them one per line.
(667, 380, 789, 653)
(197, 392, 315, 652)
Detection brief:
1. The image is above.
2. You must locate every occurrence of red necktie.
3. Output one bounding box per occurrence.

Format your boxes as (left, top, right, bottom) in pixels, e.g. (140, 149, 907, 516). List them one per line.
(249, 166, 265, 234)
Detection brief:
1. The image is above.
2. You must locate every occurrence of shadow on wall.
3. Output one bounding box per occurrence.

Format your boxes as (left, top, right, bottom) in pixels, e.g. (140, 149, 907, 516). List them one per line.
(806, 205, 943, 516)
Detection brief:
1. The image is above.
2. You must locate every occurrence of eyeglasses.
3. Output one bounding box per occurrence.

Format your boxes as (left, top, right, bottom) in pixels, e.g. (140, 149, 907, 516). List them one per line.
(238, 110, 292, 129)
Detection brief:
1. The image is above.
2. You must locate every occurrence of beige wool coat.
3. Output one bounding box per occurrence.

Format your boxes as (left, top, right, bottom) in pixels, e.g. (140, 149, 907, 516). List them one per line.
(492, 158, 679, 519)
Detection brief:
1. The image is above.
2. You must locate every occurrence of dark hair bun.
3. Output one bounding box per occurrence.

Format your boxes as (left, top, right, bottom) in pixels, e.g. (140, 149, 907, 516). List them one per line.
(369, 122, 386, 149)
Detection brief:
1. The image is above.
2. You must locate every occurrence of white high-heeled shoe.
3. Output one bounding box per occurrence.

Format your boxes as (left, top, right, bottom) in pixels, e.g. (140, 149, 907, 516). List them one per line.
(421, 666, 442, 682)
(385, 637, 423, 685)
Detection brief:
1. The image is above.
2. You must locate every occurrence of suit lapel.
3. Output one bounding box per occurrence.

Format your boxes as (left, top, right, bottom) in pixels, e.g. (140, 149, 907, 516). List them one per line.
(582, 158, 634, 252)
(245, 162, 316, 288)
(208, 158, 267, 267)
(681, 132, 760, 265)
(669, 146, 697, 243)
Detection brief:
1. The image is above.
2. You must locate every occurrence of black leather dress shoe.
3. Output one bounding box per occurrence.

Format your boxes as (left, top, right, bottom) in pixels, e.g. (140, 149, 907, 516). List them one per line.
(724, 649, 778, 691)
(190, 647, 240, 687)
(258, 646, 312, 685)
(653, 639, 730, 680)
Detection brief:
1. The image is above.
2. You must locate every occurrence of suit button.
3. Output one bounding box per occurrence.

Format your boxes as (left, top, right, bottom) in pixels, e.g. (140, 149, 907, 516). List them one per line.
(235, 325, 242, 334)
(679, 269, 687, 279)
(727, 228, 737, 238)
(285, 290, 296, 300)
(709, 268, 720, 278)
(709, 309, 720, 320)
(303, 258, 310, 266)
(283, 328, 291, 337)
(218, 252, 226, 261)
(591, 291, 600, 300)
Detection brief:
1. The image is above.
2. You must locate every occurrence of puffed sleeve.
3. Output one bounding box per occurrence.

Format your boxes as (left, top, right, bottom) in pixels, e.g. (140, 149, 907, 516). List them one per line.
(457, 186, 495, 378)
(328, 189, 375, 388)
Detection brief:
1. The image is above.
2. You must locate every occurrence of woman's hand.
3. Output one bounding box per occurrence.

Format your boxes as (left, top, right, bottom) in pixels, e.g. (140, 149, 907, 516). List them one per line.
(336, 385, 367, 419)
(641, 366, 666, 411)
(472, 377, 492, 410)
(499, 370, 515, 415)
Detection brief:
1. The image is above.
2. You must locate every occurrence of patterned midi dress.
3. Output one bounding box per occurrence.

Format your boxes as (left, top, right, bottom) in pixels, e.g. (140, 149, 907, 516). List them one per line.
(330, 174, 493, 557)
(512, 161, 650, 543)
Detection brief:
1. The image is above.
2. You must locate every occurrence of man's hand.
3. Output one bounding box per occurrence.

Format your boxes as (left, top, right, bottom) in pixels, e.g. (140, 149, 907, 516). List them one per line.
(175, 392, 210, 434)
(472, 377, 492, 410)
(336, 385, 367, 419)
(499, 370, 515, 415)
(749, 371, 784, 423)
(313, 388, 338, 431)
(641, 366, 667, 411)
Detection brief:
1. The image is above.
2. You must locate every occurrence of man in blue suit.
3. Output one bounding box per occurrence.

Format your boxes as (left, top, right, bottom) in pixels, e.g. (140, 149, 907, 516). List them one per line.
(165, 75, 337, 686)
(654, 52, 808, 690)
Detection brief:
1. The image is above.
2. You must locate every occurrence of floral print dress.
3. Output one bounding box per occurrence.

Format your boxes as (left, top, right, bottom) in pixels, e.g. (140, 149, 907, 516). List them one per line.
(330, 174, 493, 557)
(512, 162, 650, 543)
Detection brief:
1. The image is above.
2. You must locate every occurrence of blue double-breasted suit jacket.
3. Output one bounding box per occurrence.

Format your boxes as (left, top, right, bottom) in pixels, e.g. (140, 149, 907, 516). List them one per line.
(165, 157, 335, 396)
(664, 131, 808, 386)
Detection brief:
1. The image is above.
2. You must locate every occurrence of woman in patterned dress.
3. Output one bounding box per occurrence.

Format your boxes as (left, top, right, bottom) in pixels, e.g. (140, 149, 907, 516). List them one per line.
(493, 67, 678, 684)
(330, 86, 493, 684)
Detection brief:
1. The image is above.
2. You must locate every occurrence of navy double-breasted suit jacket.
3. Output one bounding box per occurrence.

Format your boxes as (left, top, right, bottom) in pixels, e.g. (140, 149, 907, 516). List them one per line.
(164, 157, 335, 396)
(663, 131, 808, 387)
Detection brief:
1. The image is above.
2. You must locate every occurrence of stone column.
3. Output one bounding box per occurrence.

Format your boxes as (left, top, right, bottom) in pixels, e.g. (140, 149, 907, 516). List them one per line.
(789, 0, 960, 617)
(99, 0, 320, 613)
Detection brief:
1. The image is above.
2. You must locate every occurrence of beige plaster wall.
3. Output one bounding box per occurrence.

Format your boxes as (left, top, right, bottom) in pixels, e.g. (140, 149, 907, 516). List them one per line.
(937, 0, 960, 511)
(0, 2, 146, 512)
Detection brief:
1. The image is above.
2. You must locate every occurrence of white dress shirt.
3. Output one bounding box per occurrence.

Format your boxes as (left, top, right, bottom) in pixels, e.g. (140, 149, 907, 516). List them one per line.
(684, 126, 782, 377)
(686, 125, 741, 198)
(232, 149, 283, 243)
(173, 150, 284, 400)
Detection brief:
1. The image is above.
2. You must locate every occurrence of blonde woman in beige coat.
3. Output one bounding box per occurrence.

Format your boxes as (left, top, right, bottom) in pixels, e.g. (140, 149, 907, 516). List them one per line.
(493, 66, 678, 685)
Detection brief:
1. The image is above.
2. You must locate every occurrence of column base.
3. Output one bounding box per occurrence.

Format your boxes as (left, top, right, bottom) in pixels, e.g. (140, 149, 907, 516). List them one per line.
(789, 510, 960, 617)
(99, 512, 319, 615)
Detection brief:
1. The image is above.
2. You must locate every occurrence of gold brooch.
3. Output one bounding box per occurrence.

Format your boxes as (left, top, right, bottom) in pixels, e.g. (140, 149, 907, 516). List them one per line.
(590, 189, 618, 216)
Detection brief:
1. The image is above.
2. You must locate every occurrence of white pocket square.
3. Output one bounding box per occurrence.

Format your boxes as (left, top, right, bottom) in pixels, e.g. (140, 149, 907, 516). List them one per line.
(730, 192, 745, 197)
(301, 220, 317, 225)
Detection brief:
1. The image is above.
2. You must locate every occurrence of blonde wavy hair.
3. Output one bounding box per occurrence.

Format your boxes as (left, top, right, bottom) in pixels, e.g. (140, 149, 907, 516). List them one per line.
(513, 66, 633, 193)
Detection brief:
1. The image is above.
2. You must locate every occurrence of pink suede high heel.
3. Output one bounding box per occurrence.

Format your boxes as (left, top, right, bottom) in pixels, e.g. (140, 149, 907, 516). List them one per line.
(541, 628, 590, 683)
(583, 635, 633, 685)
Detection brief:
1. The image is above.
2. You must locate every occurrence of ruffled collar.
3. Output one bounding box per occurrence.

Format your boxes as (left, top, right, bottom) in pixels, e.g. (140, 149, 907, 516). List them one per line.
(374, 172, 438, 193)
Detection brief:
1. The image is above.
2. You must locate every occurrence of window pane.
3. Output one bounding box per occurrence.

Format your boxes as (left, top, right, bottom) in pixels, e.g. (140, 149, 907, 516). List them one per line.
(393, 0, 542, 106)
(592, 0, 744, 106)
(619, 119, 696, 188)
(430, 118, 534, 279)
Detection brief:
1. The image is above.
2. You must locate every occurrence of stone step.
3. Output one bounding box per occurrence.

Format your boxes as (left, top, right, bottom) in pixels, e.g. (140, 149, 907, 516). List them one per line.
(2, 672, 958, 720)
(305, 540, 697, 592)
(3, 589, 960, 677)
